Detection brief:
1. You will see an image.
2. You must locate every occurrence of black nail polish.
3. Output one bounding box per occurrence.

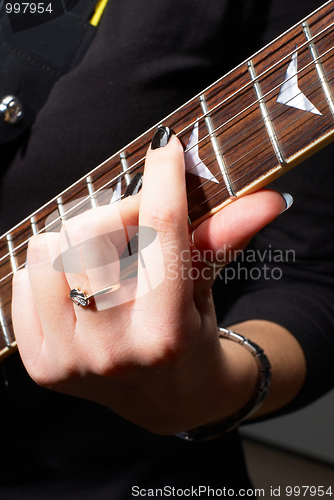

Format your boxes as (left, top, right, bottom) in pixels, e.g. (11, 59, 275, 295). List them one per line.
(151, 126, 172, 150)
(124, 172, 143, 198)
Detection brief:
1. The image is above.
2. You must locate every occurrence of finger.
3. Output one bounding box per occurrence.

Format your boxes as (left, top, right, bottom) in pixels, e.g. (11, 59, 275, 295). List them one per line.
(12, 268, 44, 368)
(138, 129, 192, 313)
(193, 190, 287, 266)
(26, 233, 76, 348)
(61, 200, 140, 326)
(189, 190, 288, 306)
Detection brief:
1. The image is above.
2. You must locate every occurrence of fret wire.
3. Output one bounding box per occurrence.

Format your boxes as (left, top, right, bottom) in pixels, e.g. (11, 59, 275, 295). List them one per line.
(57, 197, 67, 224)
(6, 234, 18, 274)
(0, 171, 134, 268)
(46, 50, 334, 227)
(0, 4, 332, 348)
(161, 16, 334, 150)
(199, 94, 236, 198)
(224, 93, 330, 192)
(11, 92, 328, 259)
(7, 18, 334, 243)
(120, 152, 131, 186)
(0, 295, 13, 319)
(44, 171, 128, 228)
(0, 58, 331, 273)
(1, 24, 334, 270)
(0, 303, 11, 347)
(0, 301, 14, 327)
(30, 216, 38, 235)
(68, 47, 334, 209)
(86, 176, 98, 209)
(0, 17, 332, 252)
(186, 43, 334, 162)
(247, 60, 286, 165)
(0, 89, 331, 291)
(175, 20, 334, 148)
(188, 67, 331, 199)
(1, 33, 334, 246)
(231, 90, 330, 182)
(188, 91, 330, 216)
(0, 243, 29, 279)
(303, 21, 334, 116)
(0, 73, 328, 275)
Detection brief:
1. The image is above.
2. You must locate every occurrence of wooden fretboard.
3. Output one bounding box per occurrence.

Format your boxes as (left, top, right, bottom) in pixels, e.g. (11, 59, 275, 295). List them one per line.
(1, 1, 334, 360)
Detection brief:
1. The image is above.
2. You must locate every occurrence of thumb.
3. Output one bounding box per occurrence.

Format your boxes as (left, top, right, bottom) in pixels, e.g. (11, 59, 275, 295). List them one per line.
(191, 190, 291, 292)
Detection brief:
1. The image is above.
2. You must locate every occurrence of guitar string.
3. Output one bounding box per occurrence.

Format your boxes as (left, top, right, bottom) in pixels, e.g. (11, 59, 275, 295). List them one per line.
(0, 92, 329, 329)
(0, 49, 332, 278)
(184, 42, 334, 159)
(189, 93, 331, 216)
(0, 22, 334, 295)
(0, 86, 333, 333)
(0, 85, 331, 305)
(0, 58, 331, 285)
(27, 53, 334, 227)
(0, 17, 333, 257)
(186, 68, 332, 199)
(1, 7, 334, 342)
(44, 40, 334, 221)
(0, 20, 333, 249)
(178, 20, 334, 153)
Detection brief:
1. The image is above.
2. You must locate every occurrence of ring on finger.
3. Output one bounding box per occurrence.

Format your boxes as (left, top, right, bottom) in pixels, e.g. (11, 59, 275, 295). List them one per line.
(69, 283, 121, 307)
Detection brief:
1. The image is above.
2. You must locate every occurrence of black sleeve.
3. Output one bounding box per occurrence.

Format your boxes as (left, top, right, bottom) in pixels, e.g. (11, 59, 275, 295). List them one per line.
(214, 143, 334, 415)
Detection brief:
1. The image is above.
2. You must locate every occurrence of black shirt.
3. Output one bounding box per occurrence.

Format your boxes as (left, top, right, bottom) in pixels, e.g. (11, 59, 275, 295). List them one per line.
(0, 1, 333, 498)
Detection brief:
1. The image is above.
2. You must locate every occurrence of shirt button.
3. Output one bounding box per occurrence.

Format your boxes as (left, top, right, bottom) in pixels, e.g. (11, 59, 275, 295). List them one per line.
(0, 95, 24, 124)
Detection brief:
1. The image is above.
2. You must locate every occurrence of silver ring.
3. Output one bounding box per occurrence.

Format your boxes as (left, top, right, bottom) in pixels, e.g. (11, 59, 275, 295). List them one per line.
(69, 283, 121, 307)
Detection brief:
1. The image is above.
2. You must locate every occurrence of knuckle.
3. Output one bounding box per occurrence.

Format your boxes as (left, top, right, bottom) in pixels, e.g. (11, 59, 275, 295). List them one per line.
(27, 234, 53, 264)
(145, 208, 179, 236)
(26, 360, 55, 387)
(25, 346, 78, 388)
(89, 345, 124, 378)
(61, 218, 87, 246)
(137, 329, 185, 367)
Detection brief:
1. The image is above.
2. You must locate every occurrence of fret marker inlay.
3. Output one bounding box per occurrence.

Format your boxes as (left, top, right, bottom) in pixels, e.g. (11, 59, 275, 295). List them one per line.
(276, 51, 321, 116)
(110, 177, 122, 204)
(184, 117, 219, 184)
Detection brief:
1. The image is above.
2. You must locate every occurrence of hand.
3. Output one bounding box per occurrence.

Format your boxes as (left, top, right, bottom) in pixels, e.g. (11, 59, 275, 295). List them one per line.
(12, 132, 286, 434)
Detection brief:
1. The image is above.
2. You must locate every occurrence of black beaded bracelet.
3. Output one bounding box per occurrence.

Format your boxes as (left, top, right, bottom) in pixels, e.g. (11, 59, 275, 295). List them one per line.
(176, 327, 271, 441)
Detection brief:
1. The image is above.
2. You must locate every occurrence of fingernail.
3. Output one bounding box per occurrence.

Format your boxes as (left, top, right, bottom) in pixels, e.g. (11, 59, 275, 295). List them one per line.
(124, 172, 143, 198)
(280, 193, 293, 214)
(151, 125, 172, 150)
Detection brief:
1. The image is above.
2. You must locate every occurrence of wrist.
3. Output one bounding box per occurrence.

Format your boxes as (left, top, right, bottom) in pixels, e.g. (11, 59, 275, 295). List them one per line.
(176, 327, 271, 441)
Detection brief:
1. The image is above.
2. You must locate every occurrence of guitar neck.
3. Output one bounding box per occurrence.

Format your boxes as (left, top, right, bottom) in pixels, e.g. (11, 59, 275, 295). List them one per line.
(1, 1, 334, 361)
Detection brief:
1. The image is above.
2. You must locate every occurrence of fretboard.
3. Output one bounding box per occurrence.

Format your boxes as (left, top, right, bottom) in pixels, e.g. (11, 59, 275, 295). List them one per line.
(1, 1, 334, 361)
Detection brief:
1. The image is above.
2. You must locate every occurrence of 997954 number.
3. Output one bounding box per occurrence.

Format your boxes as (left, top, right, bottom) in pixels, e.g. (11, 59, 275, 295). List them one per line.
(5, 3, 53, 14)
(286, 486, 333, 496)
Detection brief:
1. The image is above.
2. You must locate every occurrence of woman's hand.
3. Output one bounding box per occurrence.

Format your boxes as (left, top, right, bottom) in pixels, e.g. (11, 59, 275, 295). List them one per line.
(12, 130, 287, 435)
